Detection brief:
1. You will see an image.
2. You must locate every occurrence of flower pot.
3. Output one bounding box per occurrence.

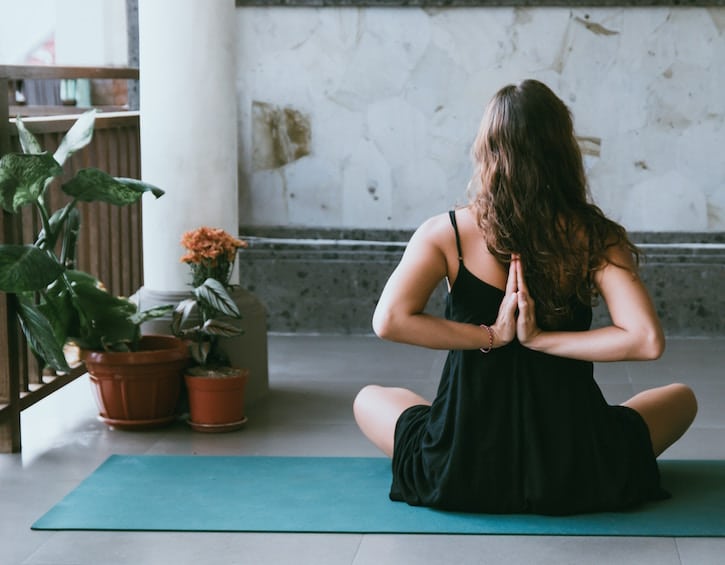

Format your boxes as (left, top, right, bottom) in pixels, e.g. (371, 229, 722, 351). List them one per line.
(135, 285, 269, 406)
(84, 335, 190, 429)
(185, 367, 249, 432)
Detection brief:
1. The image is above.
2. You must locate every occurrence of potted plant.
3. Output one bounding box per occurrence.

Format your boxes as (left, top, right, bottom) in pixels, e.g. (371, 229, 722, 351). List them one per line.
(0, 110, 188, 428)
(171, 226, 249, 432)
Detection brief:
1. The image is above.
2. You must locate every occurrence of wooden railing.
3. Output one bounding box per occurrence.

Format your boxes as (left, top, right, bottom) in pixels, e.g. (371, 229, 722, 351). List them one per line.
(0, 65, 143, 452)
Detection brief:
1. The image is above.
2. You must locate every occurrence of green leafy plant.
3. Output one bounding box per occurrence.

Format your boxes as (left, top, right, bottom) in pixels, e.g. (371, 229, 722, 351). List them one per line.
(0, 110, 172, 373)
(171, 227, 245, 368)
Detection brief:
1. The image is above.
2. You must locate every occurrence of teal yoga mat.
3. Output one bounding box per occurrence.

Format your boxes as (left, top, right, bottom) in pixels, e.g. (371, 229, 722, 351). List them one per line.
(32, 456, 725, 536)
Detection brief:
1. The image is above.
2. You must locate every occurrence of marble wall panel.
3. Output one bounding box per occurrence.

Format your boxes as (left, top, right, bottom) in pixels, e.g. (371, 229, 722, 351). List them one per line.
(235, 6, 725, 232)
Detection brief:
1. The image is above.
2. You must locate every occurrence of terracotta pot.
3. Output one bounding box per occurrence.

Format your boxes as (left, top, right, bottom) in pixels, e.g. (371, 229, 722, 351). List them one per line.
(84, 335, 190, 429)
(185, 367, 249, 432)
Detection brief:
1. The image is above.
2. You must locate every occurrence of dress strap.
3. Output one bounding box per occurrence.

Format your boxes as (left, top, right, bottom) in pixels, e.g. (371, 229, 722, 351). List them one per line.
(448, 210, 463, 262)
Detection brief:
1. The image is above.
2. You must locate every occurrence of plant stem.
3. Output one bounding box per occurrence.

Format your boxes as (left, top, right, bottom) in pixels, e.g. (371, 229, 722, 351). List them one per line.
(59, 202, 80, 268)
(34, 197, 52, 250)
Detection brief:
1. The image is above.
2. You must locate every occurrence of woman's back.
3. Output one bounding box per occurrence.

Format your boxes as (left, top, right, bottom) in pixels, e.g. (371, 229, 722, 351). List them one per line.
(388, 209, 668, 515)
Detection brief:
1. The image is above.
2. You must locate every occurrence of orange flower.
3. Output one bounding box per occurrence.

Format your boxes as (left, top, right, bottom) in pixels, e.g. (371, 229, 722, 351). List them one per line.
(180, 226, 247, 287)
(180, 227, 246, 266)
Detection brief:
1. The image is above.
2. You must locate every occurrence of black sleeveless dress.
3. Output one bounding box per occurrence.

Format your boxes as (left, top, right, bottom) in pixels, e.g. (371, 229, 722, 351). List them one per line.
(390, 211, 669, 516)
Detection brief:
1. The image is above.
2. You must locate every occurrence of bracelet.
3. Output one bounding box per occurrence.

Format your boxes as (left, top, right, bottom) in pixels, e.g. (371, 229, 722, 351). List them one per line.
(479, 324, 494, 353)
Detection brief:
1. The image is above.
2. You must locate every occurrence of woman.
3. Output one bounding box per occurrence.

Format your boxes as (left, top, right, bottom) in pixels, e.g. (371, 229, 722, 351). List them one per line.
(353, 79, 697, 515)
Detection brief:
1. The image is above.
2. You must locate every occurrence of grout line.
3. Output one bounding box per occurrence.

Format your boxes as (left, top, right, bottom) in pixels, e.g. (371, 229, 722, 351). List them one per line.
(350, 533, 366, 565)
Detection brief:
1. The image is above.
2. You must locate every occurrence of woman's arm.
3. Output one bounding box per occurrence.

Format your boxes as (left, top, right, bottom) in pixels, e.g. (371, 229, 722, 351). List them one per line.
(373, 215, 518, 350)
(517, 244, 665, 362)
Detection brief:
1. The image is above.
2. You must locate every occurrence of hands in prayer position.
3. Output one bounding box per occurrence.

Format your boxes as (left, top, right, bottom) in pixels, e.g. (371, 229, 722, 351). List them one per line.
(491, 255, 541, 349)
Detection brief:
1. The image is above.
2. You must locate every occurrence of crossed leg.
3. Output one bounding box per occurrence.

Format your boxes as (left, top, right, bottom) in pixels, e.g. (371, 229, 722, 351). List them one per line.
(353, 385, 431, 457)
(355, 383, 697, 459)
(622, 383, 698, 457)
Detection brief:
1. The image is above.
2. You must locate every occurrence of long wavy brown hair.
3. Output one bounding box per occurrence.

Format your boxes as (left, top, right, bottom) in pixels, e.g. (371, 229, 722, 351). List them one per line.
(471, 79, 639, 329)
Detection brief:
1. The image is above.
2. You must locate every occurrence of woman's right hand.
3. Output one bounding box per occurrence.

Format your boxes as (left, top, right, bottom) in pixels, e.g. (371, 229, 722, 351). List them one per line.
(491, 257, 519, 347)
(514, 256, 542, 347)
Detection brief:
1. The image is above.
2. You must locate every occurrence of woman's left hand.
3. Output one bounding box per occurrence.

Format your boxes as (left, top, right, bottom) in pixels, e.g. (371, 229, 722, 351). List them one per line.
(490, 257, 520, 347)
(514, 257, 541, 347)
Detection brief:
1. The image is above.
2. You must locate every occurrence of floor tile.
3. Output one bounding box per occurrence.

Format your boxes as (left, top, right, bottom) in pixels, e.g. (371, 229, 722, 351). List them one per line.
(676, 537, 725, 565)
(353, 535, 681, 565)
(2, 335, 723, 565)
(24, 532, 362, 565)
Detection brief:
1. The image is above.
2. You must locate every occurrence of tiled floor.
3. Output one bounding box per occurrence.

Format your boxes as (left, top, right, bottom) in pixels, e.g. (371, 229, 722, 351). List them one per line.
(2, 334, 724, 565)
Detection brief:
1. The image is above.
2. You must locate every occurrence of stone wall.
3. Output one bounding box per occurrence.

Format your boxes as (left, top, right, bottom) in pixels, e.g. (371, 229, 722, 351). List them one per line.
(235, 6, 725, 232)
(232, 6, 724, 335)
(237, 229, 725, 336)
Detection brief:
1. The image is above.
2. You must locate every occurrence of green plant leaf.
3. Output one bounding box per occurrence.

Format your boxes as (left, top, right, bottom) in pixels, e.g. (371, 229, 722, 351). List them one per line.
(53, 109, 96, 166)
(65, 270, 139, 351)
(194, 278, 241, 318)
(15, 296, 71, 373)
(189, 340, 211, 365)
(0, 244, 64, 292)
(171, 298, 198, 334)
(201, 318, 243, 337)
(115, 177, 165, 199)
(62, 168, 161, 206)
(100, 336, 134, 352)
(36, 202, 79, 252)
(0, 152, 63, 213)
(15, 116, 43, 154)
(59, 206, 81, 266)
(63, 268, 100, 289)
(128, 304, 174, 325)
(40, 277, 77, 346)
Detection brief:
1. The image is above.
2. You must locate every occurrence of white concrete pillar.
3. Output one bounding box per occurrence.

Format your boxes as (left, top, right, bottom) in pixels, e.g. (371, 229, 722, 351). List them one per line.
(135, 1, 268, 406)
(138, 0, 238, 292)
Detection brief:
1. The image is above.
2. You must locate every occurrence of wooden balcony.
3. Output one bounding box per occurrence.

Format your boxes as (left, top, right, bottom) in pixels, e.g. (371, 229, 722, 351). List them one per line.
(0, 65, 143, 452)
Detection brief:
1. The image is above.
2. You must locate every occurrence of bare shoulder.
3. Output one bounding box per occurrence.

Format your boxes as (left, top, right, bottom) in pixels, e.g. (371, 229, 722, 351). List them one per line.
(451, 205, 480, 235)
(397, 212, 459, 278)
(605, 239, 638, 267)
(407, 212, 455, 250)
(595, 240, 639, 284)
(414, 212, 454, 237)
(592, 242, 647, 312)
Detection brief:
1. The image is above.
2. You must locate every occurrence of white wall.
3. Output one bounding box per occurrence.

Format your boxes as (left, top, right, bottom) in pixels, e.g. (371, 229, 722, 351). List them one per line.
(0, 0, 127, 65)
(0, 0, 55, 63)
(236, 7, 725, 232)
(55, 0, 127, 65)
